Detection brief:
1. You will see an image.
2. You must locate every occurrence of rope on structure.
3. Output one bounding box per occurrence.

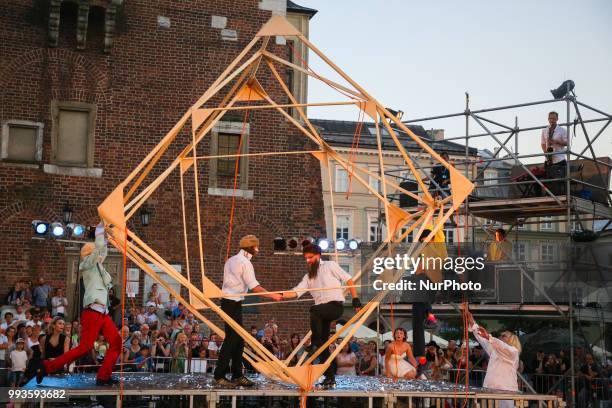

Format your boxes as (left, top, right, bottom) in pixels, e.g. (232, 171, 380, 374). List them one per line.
(226, 89, 253, 260)
(299, 365, 314, 408)
(119, 226, 129, 407)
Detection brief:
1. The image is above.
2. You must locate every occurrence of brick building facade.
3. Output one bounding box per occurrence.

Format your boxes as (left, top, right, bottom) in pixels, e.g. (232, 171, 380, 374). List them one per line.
(0, 0, 323, 336)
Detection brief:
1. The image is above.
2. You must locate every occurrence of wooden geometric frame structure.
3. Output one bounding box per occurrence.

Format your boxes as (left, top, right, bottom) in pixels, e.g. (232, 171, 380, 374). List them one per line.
(97, 15, 474, 391)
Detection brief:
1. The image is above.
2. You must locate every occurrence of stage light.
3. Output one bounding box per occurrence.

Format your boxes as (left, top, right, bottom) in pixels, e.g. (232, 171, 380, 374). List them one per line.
(302, 237, 314, 247)
(287, 237, 299, 250)
(348, 239, 361, 251)
(550, 80, 574, 100)
(335, 239, 347, 251)
(68, 223, 86, 238)
(273, 237, 287, 251)
(317, 238, 330, 252)
(32, 221, 49, 236)
(50, 222, 65, 238)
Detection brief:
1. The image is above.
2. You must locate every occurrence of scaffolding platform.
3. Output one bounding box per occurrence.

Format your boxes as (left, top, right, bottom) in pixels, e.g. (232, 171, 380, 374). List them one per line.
(466, 195, 612, 223)
(20, 372, 562, 408)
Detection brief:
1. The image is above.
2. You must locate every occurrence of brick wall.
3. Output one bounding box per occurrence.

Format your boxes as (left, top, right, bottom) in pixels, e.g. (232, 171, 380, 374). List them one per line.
(0, 0, 324, 337)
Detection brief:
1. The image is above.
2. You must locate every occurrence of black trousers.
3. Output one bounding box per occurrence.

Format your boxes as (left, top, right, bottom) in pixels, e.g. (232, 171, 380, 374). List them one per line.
(310, 301, 343, 377)
(214, 298, 244, 380)
(412, 275, 436, 358)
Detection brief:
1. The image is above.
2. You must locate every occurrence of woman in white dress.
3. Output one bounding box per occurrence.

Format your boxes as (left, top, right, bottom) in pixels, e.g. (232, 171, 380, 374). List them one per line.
(464, 307, 521, 408)
(385, 328, 417, 379)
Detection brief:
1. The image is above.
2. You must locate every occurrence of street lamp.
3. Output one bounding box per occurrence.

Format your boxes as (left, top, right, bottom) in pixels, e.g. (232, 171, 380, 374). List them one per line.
(140, 206, 151, 227)
(62, 202, 73, 224)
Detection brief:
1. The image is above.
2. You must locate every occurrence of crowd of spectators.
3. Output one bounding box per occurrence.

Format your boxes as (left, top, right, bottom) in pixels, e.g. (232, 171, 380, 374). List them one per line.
(1, 281, 610, 408)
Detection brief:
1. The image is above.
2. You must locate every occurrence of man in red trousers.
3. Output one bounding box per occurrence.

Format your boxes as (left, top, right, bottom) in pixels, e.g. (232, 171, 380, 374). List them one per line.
(36, 222, 121, 385)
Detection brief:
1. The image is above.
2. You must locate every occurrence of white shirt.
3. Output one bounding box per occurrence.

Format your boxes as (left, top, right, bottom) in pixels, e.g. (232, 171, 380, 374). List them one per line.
(0, 333, 7, 360)
(470, 322, 519, 391)
(293, 260, 352, 305)
(541, 125, 568, 164)
(10, 349, 27, 372)
(221, 250, 260, 301)
(52, 297, 67, 316)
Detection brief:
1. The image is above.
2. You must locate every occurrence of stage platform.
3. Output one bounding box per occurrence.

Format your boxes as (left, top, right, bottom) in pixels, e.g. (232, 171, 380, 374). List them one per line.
(19, 372, 563, 408)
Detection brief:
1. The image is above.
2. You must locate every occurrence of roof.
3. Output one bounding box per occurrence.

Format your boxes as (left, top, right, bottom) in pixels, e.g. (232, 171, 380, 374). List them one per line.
(286, 1, 318, 18)
(309, 118, 478, 156)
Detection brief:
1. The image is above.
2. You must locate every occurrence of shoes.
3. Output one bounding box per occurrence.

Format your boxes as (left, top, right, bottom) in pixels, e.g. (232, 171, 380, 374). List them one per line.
(233, 376, 255, 387)
(95, 377, 120, 386)
(35, 362, 47, 384)
(424, 313, 439, 330)
(214, 378, 236, 388)
(321, 375, 336, 389)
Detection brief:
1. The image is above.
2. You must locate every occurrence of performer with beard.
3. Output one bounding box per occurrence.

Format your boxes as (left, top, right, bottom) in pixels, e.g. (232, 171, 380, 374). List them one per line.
(281, 244, 361, 388)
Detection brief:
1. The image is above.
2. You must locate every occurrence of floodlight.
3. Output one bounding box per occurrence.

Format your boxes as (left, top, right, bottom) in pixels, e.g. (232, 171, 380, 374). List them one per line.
(32, 220, 49, 236)
(68, 223, 86, 238)
(50, 222, 65, 238)
(317, 238, 330, 252)
(335, 239, 347, 251)
(348, 239, 361, 251)
(550, 80, 574, 100)
(287, 237, 299, 250)
(273, 237, 287, 251)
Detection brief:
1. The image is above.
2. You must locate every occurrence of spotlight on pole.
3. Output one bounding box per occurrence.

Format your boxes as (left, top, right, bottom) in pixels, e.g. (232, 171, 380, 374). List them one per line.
(335, 238, 347, 251)
(287, 237, 299, 250)
(68, 223, 86, 238)
(348, 238, 361, 251)
(550, 80, 575, 100)
(32, 220, 49, 236)
(317, 238, 330, 252)
(273, 237, 287, 251)
(50, 222, 65, 238)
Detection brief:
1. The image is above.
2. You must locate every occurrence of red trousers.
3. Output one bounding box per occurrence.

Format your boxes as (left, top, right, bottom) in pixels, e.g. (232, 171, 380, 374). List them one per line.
(44, 309, 121, 380)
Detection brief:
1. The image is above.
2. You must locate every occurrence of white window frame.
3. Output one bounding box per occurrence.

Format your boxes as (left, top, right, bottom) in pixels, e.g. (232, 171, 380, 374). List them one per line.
(367, 211, 386, 242)
(514, 243, 526, 262)
(335, 213, 351, 241)
(444, 229, 455, 244)
(1, 120, 44, 163)
(335, 165, 349, 193)
(368, 165, 380, 194)
(540, 216, 553, 231)
(540, 243, 554, 263)
(484, 170, 496, 186)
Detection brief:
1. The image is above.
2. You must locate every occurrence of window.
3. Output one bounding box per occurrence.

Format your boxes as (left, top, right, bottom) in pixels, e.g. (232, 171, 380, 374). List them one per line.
(540, 216, 553, 231)
(335, 214, 351, 240)
(514, 243, 526, 262)
(368, 165, 380, 194)
(571, 221, 582, 232)
(399, 227, 413, 243)
(367, 212, 386, 242)
(484, 170, 496, 186)
(1, 120, 43, 163)
(445, 229, 455, 244)
(339, 264, 352, 275)
(517, 218, 527, 230)
(51, 101, 96, 167)
(217, 133, 241, 176)
(335, 166, 348, 193)
(541, 243, 554, 263)
(210, 121, 249, 190)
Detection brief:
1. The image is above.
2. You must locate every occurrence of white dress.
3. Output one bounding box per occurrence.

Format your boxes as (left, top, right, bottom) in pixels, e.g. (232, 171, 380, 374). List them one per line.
(387, 352, 416, 378)
(471, 322, 520, 408)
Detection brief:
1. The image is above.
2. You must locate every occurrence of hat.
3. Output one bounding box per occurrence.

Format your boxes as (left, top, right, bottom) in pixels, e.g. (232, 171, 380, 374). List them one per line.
(16, 338, 25, 344)
(239, 235, 259, 249)
(426, 340, 438, 348)
(146, 302, 156, 308)
(80, 242, 95, 259)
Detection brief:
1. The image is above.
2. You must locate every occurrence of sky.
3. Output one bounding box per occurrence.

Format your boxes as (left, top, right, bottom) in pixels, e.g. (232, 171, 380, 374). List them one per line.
(301, 0, 612, 162)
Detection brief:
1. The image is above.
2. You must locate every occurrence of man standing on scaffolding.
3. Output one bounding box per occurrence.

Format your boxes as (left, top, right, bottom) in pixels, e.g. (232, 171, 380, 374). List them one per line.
(281, 243, 362, 389)
(541, 111, 568, 166)
(214, 235, 282, 388)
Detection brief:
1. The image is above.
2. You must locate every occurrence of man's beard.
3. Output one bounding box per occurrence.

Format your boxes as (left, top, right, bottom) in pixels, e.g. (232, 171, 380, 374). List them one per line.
(308, 260, 320, 279)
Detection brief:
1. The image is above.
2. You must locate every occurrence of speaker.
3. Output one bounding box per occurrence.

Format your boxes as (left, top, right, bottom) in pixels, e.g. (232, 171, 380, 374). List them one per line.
(399, 180, 418, 208)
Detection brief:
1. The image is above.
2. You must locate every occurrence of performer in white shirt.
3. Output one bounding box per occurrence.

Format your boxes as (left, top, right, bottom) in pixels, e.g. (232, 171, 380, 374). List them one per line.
(463, 305, 521, 408)
(282, 244, 362, 388)
(541, 111, 568, 166)
(213, 235, 281, 388)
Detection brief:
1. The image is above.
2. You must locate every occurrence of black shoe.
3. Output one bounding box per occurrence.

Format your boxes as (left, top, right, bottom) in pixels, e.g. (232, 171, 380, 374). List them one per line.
(96, 377, 120, 386)
(233, 376, 255, 387)
(35, 362, 47, 384)
(321, 375, 336, 389)
(214, 378, 236, 388)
